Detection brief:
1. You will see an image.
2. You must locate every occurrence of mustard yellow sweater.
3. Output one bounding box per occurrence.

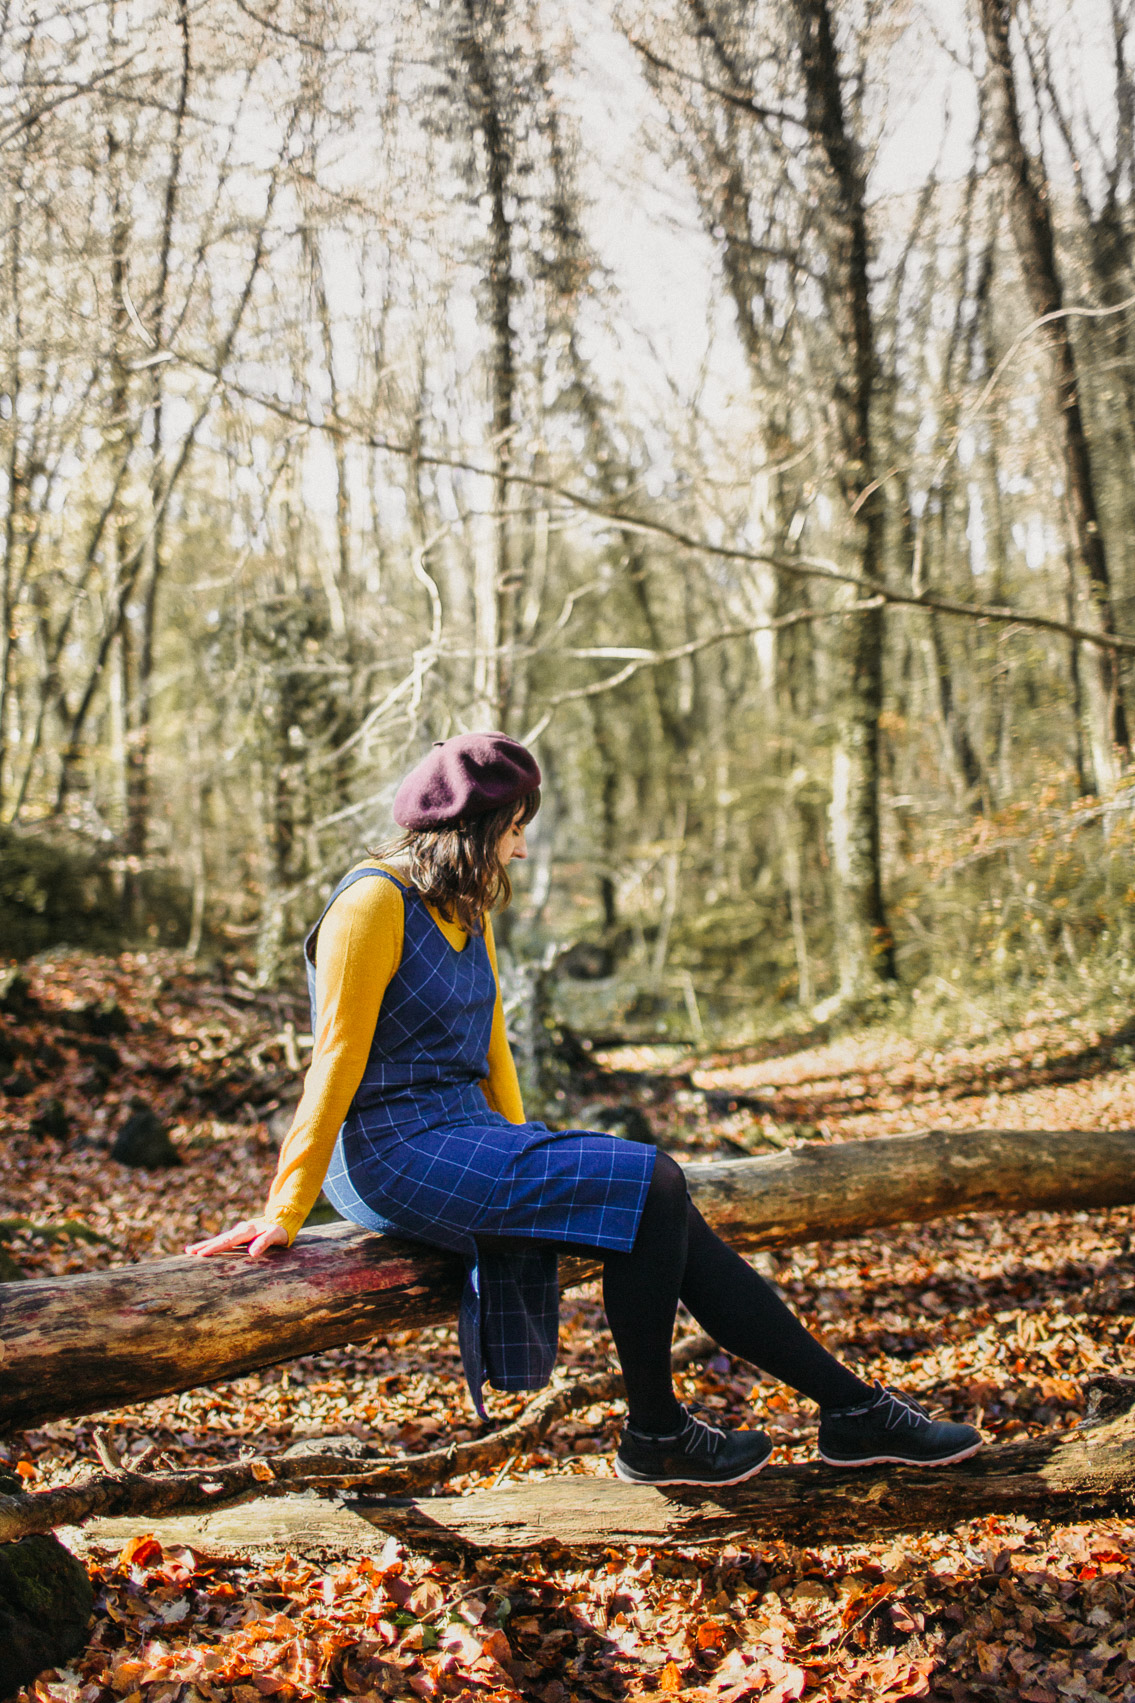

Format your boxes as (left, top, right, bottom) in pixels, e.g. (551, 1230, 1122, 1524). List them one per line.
(263, 863, 525, 1244)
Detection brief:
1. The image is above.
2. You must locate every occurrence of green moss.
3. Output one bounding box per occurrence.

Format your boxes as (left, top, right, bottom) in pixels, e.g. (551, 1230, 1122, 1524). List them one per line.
(0, 824, 194, 955)
(0, 1216, 112, 1246)
(0, 1531, 94, 1691)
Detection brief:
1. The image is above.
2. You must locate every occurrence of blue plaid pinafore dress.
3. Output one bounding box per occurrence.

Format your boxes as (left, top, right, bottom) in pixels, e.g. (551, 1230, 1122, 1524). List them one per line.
(310, 867, 656, 1414)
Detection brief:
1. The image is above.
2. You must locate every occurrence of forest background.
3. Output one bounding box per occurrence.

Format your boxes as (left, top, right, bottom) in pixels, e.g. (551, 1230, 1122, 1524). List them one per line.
(5, 0, 1135, 1036)
(12, 7, 1135, 1703)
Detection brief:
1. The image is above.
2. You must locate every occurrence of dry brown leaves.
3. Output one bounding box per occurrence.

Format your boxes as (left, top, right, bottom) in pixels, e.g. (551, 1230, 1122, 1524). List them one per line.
(7, 956, 1135, 1700)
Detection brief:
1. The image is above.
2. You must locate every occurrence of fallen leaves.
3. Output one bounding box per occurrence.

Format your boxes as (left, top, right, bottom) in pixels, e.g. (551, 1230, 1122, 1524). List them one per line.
(10, 957, 1135, 1700)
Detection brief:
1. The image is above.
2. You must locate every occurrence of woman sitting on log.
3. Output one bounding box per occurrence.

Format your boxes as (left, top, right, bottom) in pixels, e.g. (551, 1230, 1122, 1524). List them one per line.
(188, 733, 982, 1486)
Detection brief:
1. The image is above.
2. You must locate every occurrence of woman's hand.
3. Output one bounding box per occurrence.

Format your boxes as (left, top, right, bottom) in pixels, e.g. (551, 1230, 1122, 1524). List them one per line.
(185, 1219, 288, 1260)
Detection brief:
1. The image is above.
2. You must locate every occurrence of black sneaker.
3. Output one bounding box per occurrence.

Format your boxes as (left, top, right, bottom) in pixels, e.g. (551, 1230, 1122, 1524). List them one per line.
(818, 1382, 983, 1468)
(614, 1406, 773, 1487)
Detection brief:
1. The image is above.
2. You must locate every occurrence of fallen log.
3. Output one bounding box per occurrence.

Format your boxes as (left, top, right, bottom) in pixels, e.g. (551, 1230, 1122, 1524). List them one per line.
(51, 1379, 1135, 1559)
(3, 1125, 1135, 1434)
(362, 1375, 1135, 1553)
(0, 1337, 711, 1546)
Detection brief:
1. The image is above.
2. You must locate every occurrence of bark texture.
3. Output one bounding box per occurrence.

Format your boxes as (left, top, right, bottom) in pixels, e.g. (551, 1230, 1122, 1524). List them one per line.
(3, 1126, 1135, 1433)
(788, 0, 895, 997)
(61, 1379, 1135, 1558)
(978, 0, 1129, 781)
(367, 1376, 1135, 1552)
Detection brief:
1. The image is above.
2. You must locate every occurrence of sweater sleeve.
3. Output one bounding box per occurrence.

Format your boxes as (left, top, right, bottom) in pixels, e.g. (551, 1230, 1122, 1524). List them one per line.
(479, 913, 526, 1124)
(262, 872, 404, 1244)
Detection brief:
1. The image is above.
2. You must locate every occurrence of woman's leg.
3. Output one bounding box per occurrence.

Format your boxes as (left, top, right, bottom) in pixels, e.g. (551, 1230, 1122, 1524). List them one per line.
(568, 1155, 869, 1426)
(589, 1152, 689, 1434)
(679, 1200, 871, 1408)
(566, 1159, 979, 1476)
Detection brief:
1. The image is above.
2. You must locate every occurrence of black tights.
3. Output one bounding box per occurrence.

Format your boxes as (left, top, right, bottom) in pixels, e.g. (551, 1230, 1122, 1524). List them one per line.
(587, 1153, 872, 1433)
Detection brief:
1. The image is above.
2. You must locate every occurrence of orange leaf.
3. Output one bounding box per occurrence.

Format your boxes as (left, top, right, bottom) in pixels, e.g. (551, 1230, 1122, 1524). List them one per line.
(479, 1628, 512, 1665)
(14, 1459, 35, 1481)
(109, 1659, 146, 1687)
(761, 1660, 806, 1703)
(695, 1620, 728, 1650)
(121, 1534, 163, 1570)
(658, 1661, 683, 1692)
(408, 1579, 445, 1617)
(841, 1581, 893, 1629)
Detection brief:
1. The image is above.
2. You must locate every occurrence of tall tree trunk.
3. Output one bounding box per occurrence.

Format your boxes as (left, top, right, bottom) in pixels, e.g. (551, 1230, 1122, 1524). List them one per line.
(104, 116, 145, 921)
(589, 699, 621, 936)
(123, 0, 189, 920)
(0, 154, 26, 820)
(457, 0, 518, 730)
(788, 0, 896, 1000)
(978, 0, 1129, 791)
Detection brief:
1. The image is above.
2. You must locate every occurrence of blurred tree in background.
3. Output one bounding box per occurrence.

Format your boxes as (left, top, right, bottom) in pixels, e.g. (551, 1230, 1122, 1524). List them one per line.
(3, 0, 1135, 1030)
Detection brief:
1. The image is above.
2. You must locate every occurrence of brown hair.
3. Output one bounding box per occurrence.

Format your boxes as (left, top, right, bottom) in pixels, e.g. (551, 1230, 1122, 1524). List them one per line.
(369, 789, 540, 935)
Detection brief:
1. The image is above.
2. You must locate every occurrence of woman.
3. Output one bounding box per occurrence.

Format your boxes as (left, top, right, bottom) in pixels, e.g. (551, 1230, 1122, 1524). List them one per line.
(189, 732, 982, 1485)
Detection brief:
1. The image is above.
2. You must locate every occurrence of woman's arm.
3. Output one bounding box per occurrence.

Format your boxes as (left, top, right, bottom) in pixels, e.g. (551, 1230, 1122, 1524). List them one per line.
(187, 873, 404, 1258)
(478, 913, 525, 1124)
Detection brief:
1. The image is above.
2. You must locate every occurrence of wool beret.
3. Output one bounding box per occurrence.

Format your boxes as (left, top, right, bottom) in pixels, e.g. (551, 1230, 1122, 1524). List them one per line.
(392, 732, 542, 830)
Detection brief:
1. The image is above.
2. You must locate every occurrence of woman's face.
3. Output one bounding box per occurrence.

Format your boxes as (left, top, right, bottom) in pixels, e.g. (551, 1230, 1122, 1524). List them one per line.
(497, 810, 529, 865)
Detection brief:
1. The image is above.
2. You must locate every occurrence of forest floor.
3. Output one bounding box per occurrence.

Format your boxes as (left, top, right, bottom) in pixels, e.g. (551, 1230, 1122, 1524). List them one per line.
(5, 953, 1135, 1703)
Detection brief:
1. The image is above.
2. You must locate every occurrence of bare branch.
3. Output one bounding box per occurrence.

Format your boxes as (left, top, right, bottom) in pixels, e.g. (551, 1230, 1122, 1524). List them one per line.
(161, 353, 1135, 657)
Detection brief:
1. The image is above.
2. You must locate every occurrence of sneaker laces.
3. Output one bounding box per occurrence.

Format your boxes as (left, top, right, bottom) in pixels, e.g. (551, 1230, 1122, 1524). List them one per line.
(675, 1404, 728, 1464)
(872, 1384, 933, 1432)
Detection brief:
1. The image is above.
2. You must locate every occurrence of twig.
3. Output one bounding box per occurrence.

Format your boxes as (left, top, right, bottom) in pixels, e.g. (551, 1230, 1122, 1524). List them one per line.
(91, 1429, 123, 1473)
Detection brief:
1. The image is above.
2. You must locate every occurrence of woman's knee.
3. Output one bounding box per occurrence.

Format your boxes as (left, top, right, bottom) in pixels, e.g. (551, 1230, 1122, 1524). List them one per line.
(643, 1151, 688, 1222)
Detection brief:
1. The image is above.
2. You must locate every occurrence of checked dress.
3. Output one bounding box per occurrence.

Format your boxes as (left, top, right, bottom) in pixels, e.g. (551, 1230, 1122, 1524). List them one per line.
(307, 868, 657, 1414)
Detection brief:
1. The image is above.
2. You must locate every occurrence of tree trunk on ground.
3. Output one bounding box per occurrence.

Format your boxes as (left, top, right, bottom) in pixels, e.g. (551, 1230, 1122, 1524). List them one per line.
(368, 1376, 1135, 1552)
(977, 0, 1129, 788)
(34, 1378, 1135, 1557)
(4, 1126, 1135, 1434)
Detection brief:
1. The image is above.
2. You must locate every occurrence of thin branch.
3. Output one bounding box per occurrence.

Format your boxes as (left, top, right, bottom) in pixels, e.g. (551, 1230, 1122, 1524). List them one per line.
(0, 53, 145, 148)
(627, 36, 805, 131)
(521, 602, 885, 743)
(231, 0, 378, 56)
(177, 353, 1135, 654)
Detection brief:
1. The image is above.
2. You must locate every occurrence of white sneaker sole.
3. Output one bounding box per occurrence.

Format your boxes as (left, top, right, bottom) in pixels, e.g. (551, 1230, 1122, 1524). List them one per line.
(614, 1454, 771, 1488)
(818, 1440, 984, 1468)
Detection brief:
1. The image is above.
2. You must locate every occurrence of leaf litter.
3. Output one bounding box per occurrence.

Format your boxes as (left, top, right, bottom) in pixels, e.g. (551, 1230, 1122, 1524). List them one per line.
(5, 955, 1135, 1700)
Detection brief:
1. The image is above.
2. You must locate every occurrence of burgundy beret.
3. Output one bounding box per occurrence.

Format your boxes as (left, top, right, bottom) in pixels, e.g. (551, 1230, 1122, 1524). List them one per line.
(392, 732, 542, 830)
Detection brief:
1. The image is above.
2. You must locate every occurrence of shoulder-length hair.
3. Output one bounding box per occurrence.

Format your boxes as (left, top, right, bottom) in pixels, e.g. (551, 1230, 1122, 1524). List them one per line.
(369, 789, 540, 936)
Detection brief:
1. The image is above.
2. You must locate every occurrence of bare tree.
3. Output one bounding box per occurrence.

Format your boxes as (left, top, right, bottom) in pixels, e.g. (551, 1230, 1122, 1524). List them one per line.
(977, 0, 1130, 792)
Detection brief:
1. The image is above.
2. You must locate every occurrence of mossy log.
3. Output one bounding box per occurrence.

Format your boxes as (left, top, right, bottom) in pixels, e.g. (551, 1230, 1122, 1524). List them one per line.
(3, 1126, 1135, 1434)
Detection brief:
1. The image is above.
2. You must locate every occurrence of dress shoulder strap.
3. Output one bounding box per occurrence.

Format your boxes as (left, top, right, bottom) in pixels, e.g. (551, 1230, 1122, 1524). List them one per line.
(303, 865, 408, 968)
(303, 866, 410, 1038)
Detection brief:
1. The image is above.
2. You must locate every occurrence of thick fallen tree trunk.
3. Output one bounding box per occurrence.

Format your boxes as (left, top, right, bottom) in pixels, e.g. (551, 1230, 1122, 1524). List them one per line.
(3, 1125, 1135, 1434)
